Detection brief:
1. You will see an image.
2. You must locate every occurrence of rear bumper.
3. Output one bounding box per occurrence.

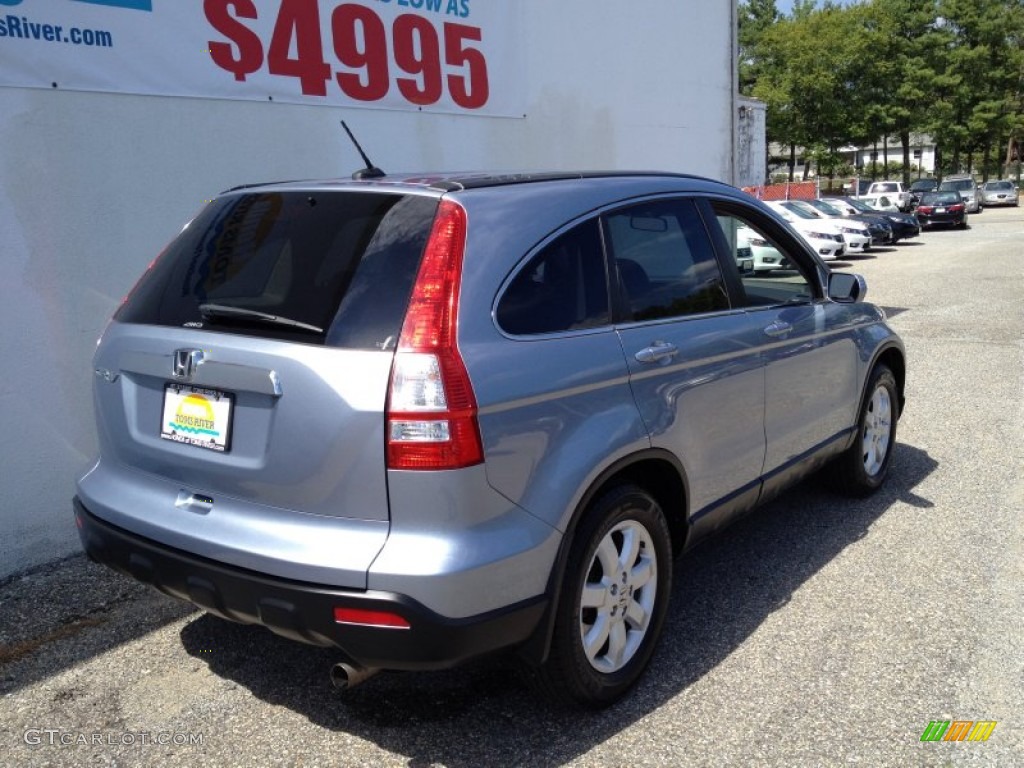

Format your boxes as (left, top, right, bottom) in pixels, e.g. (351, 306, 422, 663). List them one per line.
(74, 497, 546, 670)
(919, 214, 964, 227)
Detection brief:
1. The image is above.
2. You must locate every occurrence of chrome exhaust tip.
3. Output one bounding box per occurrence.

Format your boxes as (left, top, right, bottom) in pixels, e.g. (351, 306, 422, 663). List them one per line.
(330, 662, 380, 691)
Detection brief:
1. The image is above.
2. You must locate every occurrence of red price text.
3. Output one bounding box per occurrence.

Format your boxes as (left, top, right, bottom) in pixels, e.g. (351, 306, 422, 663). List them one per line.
(205, 0, 489, 109)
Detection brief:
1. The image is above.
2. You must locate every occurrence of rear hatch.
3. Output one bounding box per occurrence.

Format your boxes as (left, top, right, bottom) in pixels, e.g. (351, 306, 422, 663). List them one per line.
(82, 187, 439, 582)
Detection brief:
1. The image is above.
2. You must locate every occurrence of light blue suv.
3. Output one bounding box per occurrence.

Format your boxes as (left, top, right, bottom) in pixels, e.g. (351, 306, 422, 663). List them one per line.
(76, 171, 905, 707)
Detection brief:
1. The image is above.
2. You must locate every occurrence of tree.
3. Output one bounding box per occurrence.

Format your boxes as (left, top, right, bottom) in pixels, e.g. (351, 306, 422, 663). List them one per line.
(738, 0, 780, 96)
(754, 4, 873, 180)
(935, 0, 1024, 178)
(744, 0, 1024, 184)
(861, 0, 950, 184)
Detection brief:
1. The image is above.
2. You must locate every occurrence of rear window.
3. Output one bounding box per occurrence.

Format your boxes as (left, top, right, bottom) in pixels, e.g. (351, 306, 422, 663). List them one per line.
(939, 179, 973, 191)
(921, 192, 960, 205)
(117, 191, 438, 349)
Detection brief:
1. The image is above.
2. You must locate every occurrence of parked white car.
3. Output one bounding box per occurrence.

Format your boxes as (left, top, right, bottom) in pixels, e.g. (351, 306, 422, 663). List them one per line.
(736, 225, 790, 272)
(863, 181, 913, 211)
(859, 195, 900, 213)
(765, 201, 846, 260)
(778, 200, 873, 254)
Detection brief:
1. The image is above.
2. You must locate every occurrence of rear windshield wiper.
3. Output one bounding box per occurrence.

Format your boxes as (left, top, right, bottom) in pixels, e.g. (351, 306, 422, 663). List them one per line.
(198, 303, 324, 334)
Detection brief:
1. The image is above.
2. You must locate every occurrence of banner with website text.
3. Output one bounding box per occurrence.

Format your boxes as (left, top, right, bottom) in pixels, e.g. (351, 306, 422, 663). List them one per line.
(0, 0, 523, 116)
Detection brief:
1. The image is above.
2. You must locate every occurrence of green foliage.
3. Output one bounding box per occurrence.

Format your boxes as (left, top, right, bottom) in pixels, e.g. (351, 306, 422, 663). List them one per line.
(931, 0, 1024, 171)
(753, 4, 874, 152)
(746, 0, 1024, 187)
(739, 0, 779, 95)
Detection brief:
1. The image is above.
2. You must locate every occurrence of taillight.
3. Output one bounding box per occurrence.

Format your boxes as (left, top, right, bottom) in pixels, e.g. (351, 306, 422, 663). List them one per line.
(386, 200, 483, 471)
(918, 206, 933, 214)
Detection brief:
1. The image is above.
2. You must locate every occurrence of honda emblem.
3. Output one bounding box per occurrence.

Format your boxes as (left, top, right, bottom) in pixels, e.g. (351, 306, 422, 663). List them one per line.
(172, 349, 204, 380)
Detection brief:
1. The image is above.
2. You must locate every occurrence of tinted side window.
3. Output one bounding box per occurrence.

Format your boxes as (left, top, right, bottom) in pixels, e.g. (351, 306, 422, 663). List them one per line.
(496, 220, 609, 335)
(604, 198, 729, 321)
(117, 191, 438, 348)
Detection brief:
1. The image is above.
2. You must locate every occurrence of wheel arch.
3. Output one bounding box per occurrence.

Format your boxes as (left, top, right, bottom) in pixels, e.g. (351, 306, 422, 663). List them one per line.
(837, 341, 904, 458)
(872, 343, 906, 418)
(517, 449, 689, 666)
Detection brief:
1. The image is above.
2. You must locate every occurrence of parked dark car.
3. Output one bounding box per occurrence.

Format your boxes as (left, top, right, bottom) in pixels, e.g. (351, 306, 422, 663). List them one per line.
(909, 179, 938, 208)
(915, 191, 967, 228)
(833, 196, 921, 243)
(852, 178, 873, 196)
(801, 198, 893, 245)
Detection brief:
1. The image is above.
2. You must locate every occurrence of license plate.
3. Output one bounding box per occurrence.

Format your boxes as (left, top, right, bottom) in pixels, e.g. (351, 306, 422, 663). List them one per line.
(160, 384, 234, 452)
(936, 207, 946, 213)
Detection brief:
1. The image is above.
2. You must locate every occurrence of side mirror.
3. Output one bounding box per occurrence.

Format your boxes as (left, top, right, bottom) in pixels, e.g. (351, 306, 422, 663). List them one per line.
(828, 272, 867, 303)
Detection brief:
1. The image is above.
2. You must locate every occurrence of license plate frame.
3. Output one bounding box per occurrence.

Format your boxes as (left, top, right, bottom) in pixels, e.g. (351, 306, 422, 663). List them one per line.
(160, 384, 235, 453)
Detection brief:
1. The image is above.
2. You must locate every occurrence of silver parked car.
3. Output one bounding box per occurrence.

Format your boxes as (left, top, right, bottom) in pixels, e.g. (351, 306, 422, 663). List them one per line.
(938, 176, 983, 213)
(76, 170, 905, 708)
(980, 180, 1019, 207)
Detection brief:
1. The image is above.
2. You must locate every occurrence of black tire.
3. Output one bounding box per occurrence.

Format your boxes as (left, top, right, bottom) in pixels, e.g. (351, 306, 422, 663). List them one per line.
(532, 485, 672, 708)
(828, 365, 898, 497)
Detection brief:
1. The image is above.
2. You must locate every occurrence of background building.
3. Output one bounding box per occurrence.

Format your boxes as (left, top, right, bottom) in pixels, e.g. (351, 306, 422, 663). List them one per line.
(0, 0, 752, 577)
(846, 135, 937, 177)
(768, 134, 938, 182)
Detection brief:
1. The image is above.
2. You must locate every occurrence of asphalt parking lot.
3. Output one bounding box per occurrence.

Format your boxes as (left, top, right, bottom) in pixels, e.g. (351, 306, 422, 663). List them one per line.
(2, 205, 1022, 767)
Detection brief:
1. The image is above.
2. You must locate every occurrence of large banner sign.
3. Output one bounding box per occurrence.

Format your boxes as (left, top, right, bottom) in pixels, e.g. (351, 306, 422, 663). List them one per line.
(0, 0, 523, 116)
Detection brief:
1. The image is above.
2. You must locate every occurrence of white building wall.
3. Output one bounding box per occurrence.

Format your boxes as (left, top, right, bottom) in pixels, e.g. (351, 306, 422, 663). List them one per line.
(0, 1, 736, 577)
(857, 143, 936, 174)
(736, 97, 767, 187)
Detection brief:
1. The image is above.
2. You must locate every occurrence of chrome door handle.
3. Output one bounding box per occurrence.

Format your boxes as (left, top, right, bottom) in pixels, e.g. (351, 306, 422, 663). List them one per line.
(634, 342, 679, 364)
(763, 321, 792, 338)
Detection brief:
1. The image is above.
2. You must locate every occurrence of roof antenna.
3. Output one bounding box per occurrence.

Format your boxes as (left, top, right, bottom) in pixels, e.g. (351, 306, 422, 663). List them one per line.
(341, 121, 385, 180)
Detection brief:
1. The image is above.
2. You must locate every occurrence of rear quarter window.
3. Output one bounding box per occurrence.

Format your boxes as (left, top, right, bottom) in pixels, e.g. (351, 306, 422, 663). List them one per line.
(496, 219, 610, 335)
(116, 191, 438, 349)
